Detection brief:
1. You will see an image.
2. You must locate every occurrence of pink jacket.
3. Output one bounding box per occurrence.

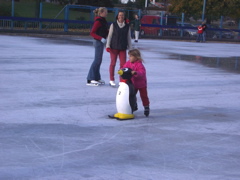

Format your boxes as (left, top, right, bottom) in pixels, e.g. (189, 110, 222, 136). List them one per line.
(123, 60, 147, 89)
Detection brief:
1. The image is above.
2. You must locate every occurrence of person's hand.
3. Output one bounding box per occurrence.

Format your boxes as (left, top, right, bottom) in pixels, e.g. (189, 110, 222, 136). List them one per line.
(101, 38, 106, 44)
(106, 48, 111, 52)
(131, 71, 137, 75)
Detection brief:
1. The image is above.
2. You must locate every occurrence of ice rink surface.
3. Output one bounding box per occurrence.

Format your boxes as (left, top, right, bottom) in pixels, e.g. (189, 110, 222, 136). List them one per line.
(0, 35, 240, 180)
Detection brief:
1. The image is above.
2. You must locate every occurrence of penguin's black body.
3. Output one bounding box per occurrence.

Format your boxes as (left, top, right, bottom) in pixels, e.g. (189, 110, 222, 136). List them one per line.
(110, 68, 136, 120)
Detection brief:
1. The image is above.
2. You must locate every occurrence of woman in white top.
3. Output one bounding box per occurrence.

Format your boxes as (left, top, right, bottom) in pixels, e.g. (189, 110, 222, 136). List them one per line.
(106, 11, 132, 86)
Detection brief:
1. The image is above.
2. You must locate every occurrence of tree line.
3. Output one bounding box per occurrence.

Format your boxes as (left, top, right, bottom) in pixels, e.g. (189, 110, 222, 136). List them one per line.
(77, 0, 239, 23)
(168, 0, 240, 23)
(0, 0, 239, 23)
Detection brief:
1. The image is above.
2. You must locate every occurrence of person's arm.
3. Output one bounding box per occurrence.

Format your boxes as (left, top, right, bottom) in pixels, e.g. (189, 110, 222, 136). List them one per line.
(133, 62, 146, 78)
(90, 21, 102, 40)
(106, 24, 113, 48)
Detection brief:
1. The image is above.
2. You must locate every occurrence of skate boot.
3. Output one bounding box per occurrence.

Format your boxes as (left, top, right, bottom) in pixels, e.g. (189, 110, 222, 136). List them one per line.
(98, 80, 105, 85)
(109, 80, 116, 87)
(144, 106, 150, 117)
(133, 103, 138, 112)
(86, 80, 100, 86)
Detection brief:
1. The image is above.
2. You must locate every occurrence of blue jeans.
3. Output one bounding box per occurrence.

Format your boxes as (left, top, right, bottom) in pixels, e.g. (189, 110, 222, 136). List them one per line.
(196, 33, 203, 42)
(87, 40, 104, 81)
(202, 31, 206, 42)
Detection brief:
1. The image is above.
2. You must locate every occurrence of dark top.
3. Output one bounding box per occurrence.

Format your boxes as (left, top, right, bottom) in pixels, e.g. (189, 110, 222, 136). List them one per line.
(131, 19, 141, 31)
(90, 16, 108, 40)
(110, 22, 129, 50)
(202, 24, 207, 32)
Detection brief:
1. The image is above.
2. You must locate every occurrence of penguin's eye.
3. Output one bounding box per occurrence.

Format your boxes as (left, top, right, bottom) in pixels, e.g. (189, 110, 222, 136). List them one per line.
(123, 68, 128, 72)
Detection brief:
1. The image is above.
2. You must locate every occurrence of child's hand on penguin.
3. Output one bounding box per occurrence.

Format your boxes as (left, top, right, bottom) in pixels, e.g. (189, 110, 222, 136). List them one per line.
(131, 71, 137, 75)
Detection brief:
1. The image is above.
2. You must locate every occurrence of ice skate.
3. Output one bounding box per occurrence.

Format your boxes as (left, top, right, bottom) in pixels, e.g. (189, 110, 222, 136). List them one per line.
(109, 80, 116, 87)
(86, 80, 100, 86)
(144, 106, 150, 117)
(98, 80, 105, 85)
(133, 103, 138, 112)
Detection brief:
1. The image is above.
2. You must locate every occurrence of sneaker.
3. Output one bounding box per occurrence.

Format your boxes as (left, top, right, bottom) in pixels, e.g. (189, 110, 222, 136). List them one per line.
(144, 106, 150, 117)
(109, 80, 116, 86)
(134, 40, 138, 43)
(98, 80, 105, 84)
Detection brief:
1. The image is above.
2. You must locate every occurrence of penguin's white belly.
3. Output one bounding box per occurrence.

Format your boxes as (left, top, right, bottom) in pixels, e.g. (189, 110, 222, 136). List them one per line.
(116, 82, 132, 115)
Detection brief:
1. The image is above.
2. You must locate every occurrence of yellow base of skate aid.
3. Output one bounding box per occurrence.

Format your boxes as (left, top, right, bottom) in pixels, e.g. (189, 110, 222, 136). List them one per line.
(114, 113, 134, 120)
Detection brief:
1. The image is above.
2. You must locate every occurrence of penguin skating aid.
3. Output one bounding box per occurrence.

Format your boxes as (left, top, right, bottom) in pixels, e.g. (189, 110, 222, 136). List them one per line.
(108, 68, 136, 120)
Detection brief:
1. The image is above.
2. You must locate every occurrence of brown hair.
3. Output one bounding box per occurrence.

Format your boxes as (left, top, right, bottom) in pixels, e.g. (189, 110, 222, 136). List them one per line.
(128, 49, 144, 62)
(93, 7, 107, 16)
(115, 11, 125, 20)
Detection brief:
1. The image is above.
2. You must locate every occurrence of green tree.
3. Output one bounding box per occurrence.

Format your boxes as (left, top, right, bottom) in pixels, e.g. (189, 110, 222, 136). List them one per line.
(168, 0, 240, 23)
(135, 0, 146, 9)
(0, 3, 11, 16)
(35, 0, 41, 18)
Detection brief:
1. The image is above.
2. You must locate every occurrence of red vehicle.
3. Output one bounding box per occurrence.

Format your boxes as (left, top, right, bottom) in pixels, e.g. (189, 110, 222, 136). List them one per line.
(140, 15, 177, 36)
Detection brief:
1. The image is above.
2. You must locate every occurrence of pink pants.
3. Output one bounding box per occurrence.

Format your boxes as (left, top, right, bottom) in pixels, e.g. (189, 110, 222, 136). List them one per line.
(109, 49, 127, 81)
(135, 87, 150, 107)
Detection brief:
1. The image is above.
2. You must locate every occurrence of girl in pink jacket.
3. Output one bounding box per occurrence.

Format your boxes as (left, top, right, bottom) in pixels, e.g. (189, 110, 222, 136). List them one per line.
(123, 49, 150, 117)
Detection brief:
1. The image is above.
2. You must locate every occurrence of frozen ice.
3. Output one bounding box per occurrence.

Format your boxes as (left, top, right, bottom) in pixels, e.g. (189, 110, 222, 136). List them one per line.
(0, 35, 240, 179)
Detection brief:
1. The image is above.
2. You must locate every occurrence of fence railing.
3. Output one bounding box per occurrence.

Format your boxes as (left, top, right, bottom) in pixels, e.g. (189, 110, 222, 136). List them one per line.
(1, 16, 240, 42)
(0, 16, 93, 34)
(139, 23, 240, 41)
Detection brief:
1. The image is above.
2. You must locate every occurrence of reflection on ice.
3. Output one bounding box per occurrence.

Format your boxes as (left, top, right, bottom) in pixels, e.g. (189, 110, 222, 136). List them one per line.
(171, 54, 240, 73)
